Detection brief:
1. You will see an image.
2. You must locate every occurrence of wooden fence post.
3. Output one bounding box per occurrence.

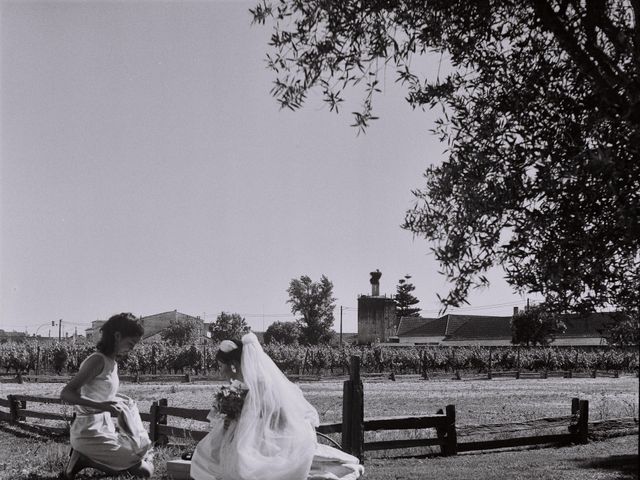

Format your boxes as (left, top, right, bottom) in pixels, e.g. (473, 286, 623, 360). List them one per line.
(149, 398, 169, 446)
(7, 395, 18, 423)
(341, 380, 353, 453)
(571, 397, 579, 416)
(149, 401, 159, 445)
(577, 400, 589, 444)
(341, 356, 363, 463)
(445, 404, 457, 456)
(569, 397, 580, 435)
(7, 395, 26, 422)
(435, 408, 446, 455)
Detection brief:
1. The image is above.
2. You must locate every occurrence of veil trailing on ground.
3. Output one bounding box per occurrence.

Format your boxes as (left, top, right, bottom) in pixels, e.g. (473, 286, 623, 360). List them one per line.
(233, 332, 319, 480)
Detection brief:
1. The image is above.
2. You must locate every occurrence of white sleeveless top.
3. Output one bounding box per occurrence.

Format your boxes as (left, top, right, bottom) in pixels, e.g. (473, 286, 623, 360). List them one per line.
(75, 352, 119, 415)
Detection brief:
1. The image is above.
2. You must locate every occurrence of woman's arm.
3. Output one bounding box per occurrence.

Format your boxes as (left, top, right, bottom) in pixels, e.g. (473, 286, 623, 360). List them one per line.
(60, 355, 122, 415)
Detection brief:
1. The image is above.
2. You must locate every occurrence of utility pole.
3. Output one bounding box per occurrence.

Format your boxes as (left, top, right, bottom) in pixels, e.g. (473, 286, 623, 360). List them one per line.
(58, 319, 62, 341)
(340, 306, 343, 346)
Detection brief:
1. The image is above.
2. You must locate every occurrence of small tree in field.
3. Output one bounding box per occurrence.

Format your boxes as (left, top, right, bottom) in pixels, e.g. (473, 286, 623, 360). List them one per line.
(511, 305, 565, 346)
(264, 321, 301, 345)
(209, 312, 251, 343)
(161, 318, 199, 346)
(395, 275, 421, 318)
(287, 275, 336, 345)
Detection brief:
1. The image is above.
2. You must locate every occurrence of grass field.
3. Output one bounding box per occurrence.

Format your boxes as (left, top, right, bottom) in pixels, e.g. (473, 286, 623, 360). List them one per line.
(0, 376, 637, 479)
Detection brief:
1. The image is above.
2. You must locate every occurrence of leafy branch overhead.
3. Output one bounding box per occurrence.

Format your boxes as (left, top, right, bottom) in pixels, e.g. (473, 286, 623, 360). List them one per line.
(251, 0, 640, 319)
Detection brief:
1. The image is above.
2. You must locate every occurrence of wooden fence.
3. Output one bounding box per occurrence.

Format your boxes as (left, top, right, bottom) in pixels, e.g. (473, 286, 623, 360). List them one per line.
(0, 356, 637, 462)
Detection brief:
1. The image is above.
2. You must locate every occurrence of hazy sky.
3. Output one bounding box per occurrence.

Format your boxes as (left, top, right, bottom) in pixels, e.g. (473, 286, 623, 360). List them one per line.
(1, 0, 540, 336)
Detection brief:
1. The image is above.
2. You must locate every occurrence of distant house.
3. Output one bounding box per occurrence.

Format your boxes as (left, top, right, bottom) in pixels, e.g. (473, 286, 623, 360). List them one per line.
(0, 330, 28, 343)
(140, 310, 205, 342)
(85, 320, 106, 343)
(395, 312, 613, 347)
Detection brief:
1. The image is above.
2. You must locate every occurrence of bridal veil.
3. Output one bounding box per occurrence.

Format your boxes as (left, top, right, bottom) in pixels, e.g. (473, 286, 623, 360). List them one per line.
(233, 332, 319, 480)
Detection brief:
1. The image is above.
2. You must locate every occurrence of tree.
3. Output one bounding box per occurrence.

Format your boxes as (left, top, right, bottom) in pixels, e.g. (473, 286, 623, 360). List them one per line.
(602, 275, 640, 345)
(51, 343, 69, 374)
(603, 313, 640, 346)
(208, 312, 251, 343)
(161, 318, 199, 346)
(394, 275, 421, 318)
(287, 275, 336, 345)
(264, 320, 301, 344)
(511, 305, 566, 346)
(251, 1, 640, 316)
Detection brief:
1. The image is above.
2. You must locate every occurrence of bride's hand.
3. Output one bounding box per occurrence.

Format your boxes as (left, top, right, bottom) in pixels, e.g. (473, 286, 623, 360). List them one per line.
(99, 401, 123, 416)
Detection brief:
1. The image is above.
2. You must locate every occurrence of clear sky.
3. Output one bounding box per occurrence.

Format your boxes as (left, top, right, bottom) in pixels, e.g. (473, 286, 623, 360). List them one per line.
(1, 0, 540, 336)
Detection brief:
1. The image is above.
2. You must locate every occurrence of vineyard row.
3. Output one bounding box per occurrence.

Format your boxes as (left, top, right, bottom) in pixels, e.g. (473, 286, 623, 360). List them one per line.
(1, 341, 638, 376)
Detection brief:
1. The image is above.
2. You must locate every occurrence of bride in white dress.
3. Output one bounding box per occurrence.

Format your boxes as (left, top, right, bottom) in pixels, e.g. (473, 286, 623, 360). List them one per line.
(190, 332, 363, 480)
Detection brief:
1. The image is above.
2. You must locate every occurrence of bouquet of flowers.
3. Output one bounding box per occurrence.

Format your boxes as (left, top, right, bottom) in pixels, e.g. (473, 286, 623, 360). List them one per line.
(212, 380, 248, 429)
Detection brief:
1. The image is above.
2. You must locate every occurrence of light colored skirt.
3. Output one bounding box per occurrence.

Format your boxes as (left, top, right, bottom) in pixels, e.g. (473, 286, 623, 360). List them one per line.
(190, 419, 363, 480)
(70, 410, 152, 471)
(308, 443, 364, 480)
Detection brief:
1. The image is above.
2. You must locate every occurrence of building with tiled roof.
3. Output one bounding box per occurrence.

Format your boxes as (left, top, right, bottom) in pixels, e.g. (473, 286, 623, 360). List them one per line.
(441, 315, 513, 346)
(395, 312, 613, 346)
(396, 317, 446, 344)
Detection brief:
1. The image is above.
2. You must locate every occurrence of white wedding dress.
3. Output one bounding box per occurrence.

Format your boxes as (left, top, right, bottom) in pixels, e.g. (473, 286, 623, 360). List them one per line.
(190, 333, 363, 480)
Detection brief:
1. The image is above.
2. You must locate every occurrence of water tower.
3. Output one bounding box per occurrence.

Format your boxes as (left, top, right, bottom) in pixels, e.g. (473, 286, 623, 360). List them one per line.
(357, 270, 397, 344)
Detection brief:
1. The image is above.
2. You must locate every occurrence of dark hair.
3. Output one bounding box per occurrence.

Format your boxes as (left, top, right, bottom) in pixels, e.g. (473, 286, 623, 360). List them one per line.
(97, 312, 144, 355)
(215, 339, 243, 364)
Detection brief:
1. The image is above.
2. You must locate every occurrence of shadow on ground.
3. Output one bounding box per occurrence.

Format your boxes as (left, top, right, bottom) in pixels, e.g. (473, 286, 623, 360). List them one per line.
(578, 454, 639, 479)
(0, 423, 67, 443)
